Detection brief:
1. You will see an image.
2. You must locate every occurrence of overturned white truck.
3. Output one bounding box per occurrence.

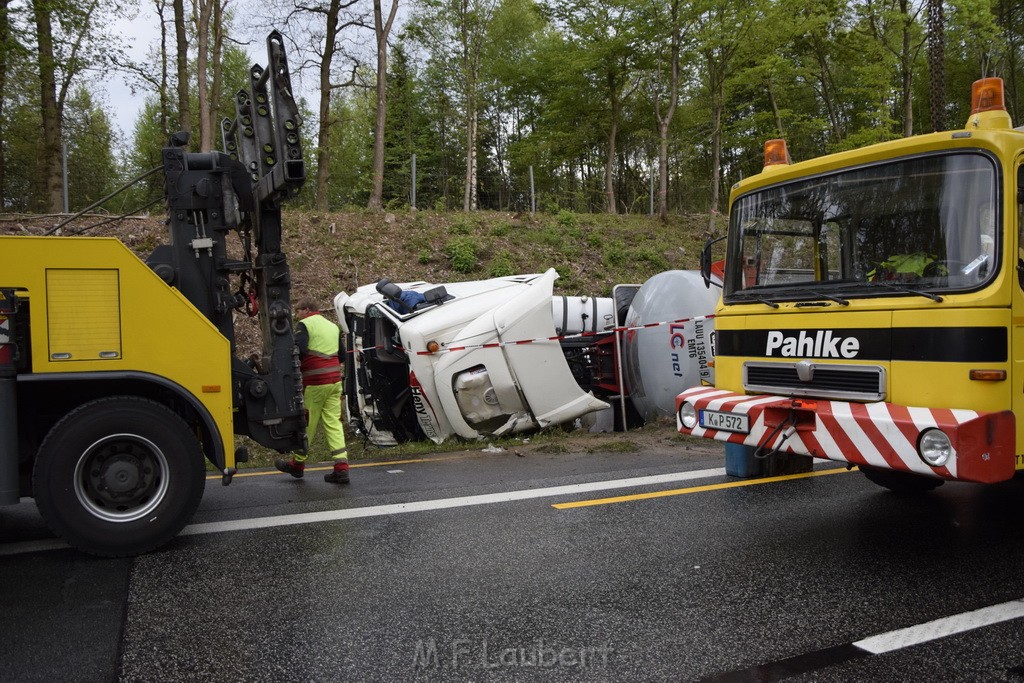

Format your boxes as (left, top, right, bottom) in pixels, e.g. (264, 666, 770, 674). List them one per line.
(334, 268, 718, 446)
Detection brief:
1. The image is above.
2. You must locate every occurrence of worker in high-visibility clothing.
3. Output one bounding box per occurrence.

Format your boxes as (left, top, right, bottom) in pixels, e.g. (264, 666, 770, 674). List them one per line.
(276, 298, 350, 484)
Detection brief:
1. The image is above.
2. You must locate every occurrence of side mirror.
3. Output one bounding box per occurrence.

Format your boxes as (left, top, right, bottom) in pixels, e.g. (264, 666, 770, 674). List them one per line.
(701, 235, 727, 289)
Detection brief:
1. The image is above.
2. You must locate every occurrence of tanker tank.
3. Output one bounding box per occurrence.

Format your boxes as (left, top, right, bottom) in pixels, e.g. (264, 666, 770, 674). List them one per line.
(621, 270, 719, 421)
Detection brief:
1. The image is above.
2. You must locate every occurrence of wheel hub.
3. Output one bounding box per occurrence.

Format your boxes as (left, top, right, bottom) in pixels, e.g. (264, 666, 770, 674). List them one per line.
(74, 434, 169, 523)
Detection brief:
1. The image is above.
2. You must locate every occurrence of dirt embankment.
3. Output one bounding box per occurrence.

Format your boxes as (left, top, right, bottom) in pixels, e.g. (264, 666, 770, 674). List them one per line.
(3, 208, 721, 461)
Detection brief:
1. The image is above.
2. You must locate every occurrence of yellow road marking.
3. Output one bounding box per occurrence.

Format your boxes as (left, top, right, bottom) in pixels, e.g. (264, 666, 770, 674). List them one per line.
(552, 467, 852, 509)
(206, 453, 475, 480)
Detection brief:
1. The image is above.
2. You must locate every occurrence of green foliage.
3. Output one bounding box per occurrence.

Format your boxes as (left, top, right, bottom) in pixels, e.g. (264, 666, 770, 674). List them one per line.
(445, 236, 479, 272)
(449, 217, 472, 234)
(631, 246, 669, 271)
(487, 250, 515, 277)
(602, 239, 627, 267)
(64, 88, 119, 212)
(15, 0, 1024, 219)
(556, 210, 577, 229)
(327, 84, 376, 207)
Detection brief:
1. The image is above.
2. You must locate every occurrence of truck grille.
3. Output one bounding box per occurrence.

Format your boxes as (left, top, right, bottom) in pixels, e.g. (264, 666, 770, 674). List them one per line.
(744, 361, 886, 402)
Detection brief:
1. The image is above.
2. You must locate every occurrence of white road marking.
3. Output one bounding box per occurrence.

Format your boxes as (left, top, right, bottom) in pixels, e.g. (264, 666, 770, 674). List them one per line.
(179, 468, 727, 536)
(854, 599, 1024, 654)
(0, 468, 728, 555)
(386, 469, 405, 474)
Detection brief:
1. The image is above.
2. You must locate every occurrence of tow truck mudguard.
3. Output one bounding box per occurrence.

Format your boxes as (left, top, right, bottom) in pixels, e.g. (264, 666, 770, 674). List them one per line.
(676, 386, 1016, 484)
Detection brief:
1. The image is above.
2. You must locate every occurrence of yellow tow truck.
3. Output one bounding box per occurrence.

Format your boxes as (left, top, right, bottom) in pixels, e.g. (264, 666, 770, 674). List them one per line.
(0, 32, 308, 555)
(678, 78, 1023, 493)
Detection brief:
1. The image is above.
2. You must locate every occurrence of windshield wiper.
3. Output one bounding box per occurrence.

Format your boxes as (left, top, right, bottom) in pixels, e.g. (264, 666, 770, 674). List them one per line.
(862, 281, 943, 302)
(731, 292, 780, 308)
(803, 290, 850, 306)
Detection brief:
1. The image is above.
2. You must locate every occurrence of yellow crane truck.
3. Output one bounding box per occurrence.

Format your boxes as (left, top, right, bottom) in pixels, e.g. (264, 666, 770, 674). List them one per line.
(0, 32, 308, 555)
(678, 77, 1023, 493)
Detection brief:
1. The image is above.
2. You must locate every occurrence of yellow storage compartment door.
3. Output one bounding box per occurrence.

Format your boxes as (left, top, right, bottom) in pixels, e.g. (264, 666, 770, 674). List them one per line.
(47, 269, 122, 361)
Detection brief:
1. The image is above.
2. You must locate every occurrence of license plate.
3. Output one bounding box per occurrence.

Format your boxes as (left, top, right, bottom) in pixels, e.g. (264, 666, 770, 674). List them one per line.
(699, 409, 750, 434)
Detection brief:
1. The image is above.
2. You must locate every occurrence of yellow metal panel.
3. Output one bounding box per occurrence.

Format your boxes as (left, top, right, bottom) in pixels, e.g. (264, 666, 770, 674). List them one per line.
(0, 235, 236, 468)
(891, 308, 1011, 412)
(46, 269, 122, 361)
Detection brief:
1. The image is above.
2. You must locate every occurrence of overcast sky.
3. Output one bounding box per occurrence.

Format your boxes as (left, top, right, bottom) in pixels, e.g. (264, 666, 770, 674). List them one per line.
(98, 12, 283, 151)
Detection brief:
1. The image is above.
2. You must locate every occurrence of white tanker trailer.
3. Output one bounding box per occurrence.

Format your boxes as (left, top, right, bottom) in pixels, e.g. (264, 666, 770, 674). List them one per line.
(334, 268, 719, 446)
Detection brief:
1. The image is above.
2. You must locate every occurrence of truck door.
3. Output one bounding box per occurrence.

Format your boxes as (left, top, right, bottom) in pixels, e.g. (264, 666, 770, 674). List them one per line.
(1013, 162, 1024, 471)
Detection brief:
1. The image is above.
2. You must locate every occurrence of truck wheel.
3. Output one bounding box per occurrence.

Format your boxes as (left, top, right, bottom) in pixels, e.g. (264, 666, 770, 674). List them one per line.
(860, 465, 944, 494)
(33, 396, 206, 557)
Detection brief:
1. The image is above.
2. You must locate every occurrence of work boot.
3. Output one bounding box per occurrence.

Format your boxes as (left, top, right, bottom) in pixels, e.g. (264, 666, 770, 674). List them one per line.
(275, 458, 305, 479)
(324, 461, 350, 485)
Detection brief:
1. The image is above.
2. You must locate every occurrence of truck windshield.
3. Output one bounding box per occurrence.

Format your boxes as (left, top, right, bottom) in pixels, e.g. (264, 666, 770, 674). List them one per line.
(724, 152, 999, 302)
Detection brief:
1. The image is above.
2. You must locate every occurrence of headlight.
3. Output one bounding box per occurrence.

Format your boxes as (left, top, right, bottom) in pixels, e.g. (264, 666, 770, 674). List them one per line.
(679, 402, 697, 429)
(918, 429, 952, 467)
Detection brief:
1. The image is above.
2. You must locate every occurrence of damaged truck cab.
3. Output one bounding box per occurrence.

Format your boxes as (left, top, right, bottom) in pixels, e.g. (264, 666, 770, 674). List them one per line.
(336, 269, 613, 446)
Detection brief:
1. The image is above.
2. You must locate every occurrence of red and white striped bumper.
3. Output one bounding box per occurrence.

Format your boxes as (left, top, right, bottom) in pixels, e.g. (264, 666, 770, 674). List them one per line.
(676, 386, 1016, 484)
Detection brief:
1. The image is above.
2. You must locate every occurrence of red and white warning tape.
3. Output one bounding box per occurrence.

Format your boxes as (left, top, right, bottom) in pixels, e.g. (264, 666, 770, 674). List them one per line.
(412, 314, 716, 355)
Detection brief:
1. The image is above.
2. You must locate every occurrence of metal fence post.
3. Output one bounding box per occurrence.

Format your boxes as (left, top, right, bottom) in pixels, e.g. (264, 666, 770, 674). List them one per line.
(529, 165, 535, 214)
(411, 153, 416, 209)
(649, 164, 654, 216)
(62, 142, 69, 213)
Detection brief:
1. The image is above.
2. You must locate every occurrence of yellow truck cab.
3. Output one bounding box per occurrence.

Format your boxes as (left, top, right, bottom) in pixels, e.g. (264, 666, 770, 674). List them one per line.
(677, 78, 1023, 493)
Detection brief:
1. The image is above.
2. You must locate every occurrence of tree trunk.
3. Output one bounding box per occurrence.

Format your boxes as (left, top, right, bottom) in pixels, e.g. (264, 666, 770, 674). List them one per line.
(460, 0, 477, 212)
(658, 122, 670, 220)
(463, 109, 476, 211)
(901, 0, 913, 137)
(314, 0, 342, 212)
(158, 0, 169, 138)
(194, 0, 213, 150)
(654, 0, 681, 222)
(605, 67, 620, 215)
(604, 119, 617, 214)
(768, 83, 784, 136)
(709, 78, 723, 221)
(173, 0, 190, 137)
(367, 0, 399, 211)
(33, 0, 63, 213)
(0, 0, 10, 206)
(210, 0, 224, 149)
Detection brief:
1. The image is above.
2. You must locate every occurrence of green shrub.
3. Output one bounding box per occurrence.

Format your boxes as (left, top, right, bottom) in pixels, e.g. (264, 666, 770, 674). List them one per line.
(488, 250, 515, 277)
(632, 247, 669, 271)
(535, 224, 562, 246)
(445, 237, 479, 273)
(540, 196, 560, 214)
(450, 218, 472, 235)
(490, 222, 510, 237)
(556, 210, 577, 229)
(418, 249, 432, 264)
(602, 239, 627, 267)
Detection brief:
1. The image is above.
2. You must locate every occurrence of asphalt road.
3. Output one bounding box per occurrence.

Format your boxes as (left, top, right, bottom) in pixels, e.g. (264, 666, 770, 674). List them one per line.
(2, 439, 1024, 682)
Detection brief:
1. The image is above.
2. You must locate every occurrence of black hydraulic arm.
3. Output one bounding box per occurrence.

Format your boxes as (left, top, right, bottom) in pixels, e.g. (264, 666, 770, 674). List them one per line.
(151, 31, 307, 455)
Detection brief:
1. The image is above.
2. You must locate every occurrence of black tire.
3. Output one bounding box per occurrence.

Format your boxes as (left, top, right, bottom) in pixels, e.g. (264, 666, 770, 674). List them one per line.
(33, 396, 206, 557)
(860, 465, 944, 494)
